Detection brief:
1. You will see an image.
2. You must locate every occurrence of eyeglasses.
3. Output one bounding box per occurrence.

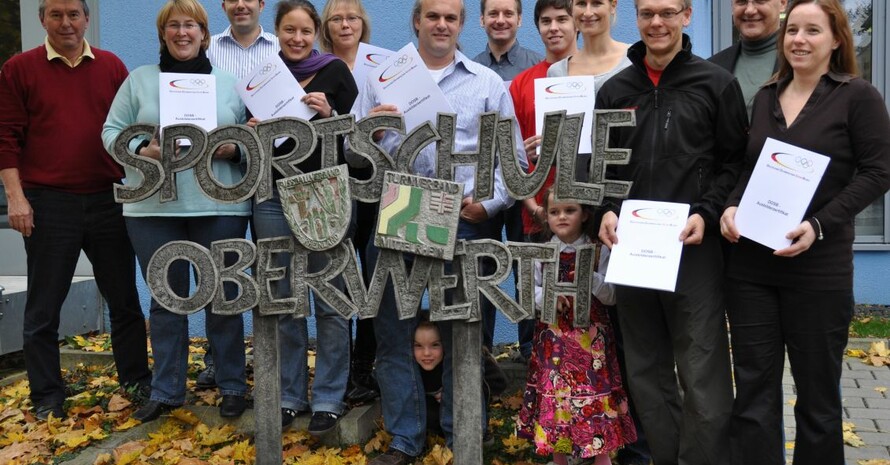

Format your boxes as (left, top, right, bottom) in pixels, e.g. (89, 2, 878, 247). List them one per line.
(733, 0, 773, 6)
(328, 15, 361, 25)
(637, 7, 686, 21)
(165, 22, 201, 32)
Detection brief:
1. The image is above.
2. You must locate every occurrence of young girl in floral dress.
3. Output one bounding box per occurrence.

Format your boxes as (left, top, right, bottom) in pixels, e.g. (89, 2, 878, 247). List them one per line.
(517, 189, 637, 465)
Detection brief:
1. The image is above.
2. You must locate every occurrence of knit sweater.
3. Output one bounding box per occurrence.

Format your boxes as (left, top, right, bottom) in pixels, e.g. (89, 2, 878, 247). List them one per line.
(0, 45, 128, 193)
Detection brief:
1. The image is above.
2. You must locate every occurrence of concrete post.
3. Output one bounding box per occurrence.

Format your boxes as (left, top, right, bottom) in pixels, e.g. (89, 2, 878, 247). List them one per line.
(252, 310, 282, 465)
(452, 320, 483, 464)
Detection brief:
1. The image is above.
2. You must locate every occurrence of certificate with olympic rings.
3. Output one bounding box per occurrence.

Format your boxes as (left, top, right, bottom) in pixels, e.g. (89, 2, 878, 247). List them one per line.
(735, 137, 829, 251)
(605, 200, 689, 292)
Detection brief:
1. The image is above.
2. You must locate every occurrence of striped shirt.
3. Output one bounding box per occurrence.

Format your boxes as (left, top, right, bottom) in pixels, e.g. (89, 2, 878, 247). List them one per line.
(207, 26, 280, 80)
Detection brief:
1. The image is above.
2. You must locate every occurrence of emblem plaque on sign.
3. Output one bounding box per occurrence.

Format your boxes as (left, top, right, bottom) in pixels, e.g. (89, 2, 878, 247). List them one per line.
(375, 171, 462, 260)
(277, 164, 352, 251)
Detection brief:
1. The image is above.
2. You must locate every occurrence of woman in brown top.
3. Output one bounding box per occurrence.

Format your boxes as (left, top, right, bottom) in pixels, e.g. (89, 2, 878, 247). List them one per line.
(720, 1, 890, 464)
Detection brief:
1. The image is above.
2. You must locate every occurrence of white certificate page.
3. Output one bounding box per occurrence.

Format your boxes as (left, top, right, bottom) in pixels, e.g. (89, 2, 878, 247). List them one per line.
(158, 73, 218, 131)
(605, 200, 689, 292)
(237, 53, 316, 121)
(352, 42, 394, 92)
(735, 137, 830, 250)
(369, 42, 453, 131)
(534, 76, 597, 153)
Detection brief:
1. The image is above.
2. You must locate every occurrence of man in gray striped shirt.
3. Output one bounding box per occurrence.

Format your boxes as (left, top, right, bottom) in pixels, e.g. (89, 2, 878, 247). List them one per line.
(199, 0, 279, 389)
(207, 0, 280, 80)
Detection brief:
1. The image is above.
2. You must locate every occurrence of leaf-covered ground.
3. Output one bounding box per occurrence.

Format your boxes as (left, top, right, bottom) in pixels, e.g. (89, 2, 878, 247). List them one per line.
(0, 335, 552, 465)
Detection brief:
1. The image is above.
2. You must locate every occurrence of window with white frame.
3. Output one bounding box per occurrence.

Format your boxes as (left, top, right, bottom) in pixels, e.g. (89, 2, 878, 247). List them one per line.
(712, 0, 890, 247)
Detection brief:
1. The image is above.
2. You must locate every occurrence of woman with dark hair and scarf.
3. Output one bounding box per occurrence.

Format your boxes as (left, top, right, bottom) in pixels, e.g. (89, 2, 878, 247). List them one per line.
(248, 0, 359, 436)
(102, 0, 249, 423)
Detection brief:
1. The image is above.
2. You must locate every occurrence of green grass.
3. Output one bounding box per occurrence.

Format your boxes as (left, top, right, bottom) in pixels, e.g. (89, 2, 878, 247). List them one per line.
(850, 316, 890, 339)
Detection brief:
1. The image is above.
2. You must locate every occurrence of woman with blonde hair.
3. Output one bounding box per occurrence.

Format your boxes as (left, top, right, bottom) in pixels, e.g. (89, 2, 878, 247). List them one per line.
(319, 0, 371, 69)
(102, 0, 249, 423)
(319, 0, 380, 405)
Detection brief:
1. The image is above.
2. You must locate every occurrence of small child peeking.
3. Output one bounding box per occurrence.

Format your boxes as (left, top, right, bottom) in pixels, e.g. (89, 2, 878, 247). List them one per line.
(516, 188, 637, 465)
(413, 318, 445, 436)
(413, 315, 506, 439)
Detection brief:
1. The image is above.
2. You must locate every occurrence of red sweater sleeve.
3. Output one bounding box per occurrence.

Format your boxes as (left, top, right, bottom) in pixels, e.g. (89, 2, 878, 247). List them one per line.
(0, 53, 29, 171)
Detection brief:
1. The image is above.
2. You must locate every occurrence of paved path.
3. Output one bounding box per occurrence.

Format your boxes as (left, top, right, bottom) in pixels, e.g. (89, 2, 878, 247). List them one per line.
(784, 340, 890, 464)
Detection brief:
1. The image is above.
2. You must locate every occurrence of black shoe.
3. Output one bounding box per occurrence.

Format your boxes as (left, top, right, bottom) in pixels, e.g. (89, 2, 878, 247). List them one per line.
(282, 408, 299, 429)
(346, 383, 380, 404)
(219, 395, 247, 418)
(34, 403, 65, 421)
(307, 411, 340, 436)
(124, 382, 152, 405)
(483, 429, 495, 447)
(347, 360, 379, 403)
(132, 400, 176, 423)
(196, 364, 217, 389)
(369, 448, 417, 465)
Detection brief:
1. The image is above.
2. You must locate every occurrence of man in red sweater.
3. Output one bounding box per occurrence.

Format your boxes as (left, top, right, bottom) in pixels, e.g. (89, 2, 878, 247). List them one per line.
(0, 0, 150, 421)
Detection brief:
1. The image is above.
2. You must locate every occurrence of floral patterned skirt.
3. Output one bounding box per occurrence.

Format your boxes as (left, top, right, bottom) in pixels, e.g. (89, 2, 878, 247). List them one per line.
(516, 301, 637, 458)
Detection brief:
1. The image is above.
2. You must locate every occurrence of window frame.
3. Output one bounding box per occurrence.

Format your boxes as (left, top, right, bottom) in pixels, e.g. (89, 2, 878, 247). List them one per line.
(712, 0, 890, 250)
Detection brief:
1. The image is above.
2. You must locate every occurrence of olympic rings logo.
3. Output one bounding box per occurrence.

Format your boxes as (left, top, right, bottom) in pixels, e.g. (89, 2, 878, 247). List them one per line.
(795, 156, 813, 169)
(245, 63, 277, 91)
(169, 78, 210, 90)
(545, 81, 588, 95)
(378, 55, 414, 82)
(631, 208, 679, 222)
(770, 152, 816, 174)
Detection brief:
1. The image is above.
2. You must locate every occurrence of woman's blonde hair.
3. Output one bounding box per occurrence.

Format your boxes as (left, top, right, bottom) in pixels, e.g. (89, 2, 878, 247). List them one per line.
(156, 0, 210, 53)
(319, 0, 371, 53)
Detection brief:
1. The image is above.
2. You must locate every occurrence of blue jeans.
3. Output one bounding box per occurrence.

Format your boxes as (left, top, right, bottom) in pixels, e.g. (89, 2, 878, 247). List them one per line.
(127, 216, 248, 405)
(252, 192, 349, 415)
(22, 189, 150, 407)
(370, 219, 488, 455)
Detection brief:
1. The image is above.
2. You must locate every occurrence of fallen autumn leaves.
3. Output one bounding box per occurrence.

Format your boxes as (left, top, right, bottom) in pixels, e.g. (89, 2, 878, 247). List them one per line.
(0, 336, 548, 464)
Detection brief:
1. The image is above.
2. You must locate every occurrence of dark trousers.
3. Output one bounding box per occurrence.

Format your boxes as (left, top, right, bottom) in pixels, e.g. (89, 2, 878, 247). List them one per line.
(482, 203, 524, 350)
(352, 201, 378, 363)
(616, 236, 732, 465)
(727, 278, 852, 465)
(610, 306, 653, 465)
(22, 189, 150, 407)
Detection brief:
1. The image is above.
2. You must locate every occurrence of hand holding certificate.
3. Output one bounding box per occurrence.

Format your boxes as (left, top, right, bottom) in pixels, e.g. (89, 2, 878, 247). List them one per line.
(604, 200, 689, 292)
(734, 138, 830, 250)
(534, 76, 597, 153)
(369, 43, 453, 131)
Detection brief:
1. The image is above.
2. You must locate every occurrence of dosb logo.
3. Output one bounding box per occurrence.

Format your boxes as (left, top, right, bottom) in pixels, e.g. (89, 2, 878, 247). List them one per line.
(365, 53, 389, 66)
(245, 63, 277, 91)
(770, 152, 815, 174)
(545, 80, 587, 95)
(632, 208, 680, 222)
(169, 78, 208, 90)
(378, 55, 413, 82)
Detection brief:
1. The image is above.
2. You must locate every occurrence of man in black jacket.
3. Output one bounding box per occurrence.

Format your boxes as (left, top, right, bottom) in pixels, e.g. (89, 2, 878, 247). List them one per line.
(709, 0, 786, 117)
(596, 1, 748, 464)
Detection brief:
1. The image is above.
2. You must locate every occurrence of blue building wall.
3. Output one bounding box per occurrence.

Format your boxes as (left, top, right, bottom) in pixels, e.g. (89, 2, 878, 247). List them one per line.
(99, 1, 714, 71)
(97, 1, 888, 344)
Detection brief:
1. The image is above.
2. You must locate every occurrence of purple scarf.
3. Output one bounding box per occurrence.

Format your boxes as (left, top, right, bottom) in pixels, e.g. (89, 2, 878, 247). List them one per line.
(279, 49, 338, 81)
